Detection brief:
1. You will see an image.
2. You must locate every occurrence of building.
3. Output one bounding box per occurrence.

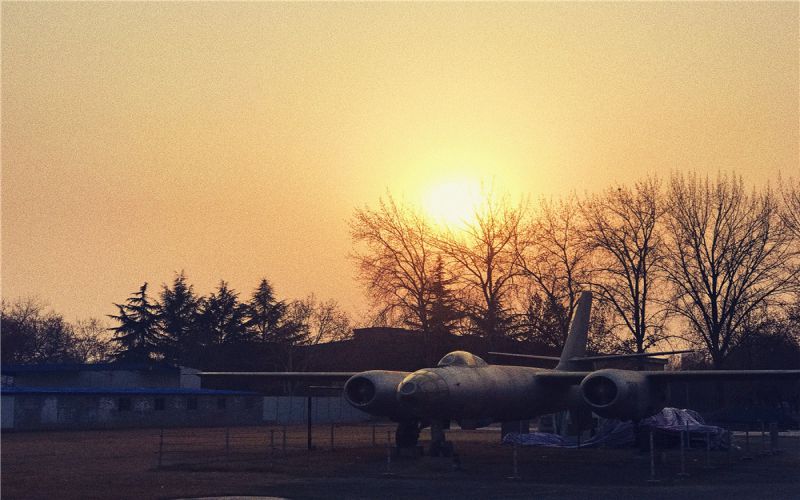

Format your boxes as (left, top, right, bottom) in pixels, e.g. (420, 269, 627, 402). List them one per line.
(1, 363, 260, 431)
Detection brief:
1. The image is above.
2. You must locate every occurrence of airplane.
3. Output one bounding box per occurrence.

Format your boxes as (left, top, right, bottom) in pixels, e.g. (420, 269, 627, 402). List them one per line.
(200, 291, 800, 452)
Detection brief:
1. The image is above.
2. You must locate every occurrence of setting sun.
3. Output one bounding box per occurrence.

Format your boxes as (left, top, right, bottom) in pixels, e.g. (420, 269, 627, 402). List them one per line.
(421, 178, 483, 228)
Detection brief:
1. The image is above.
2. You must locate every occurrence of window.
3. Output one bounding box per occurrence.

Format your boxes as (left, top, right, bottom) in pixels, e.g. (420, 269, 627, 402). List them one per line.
(217, 397, 227, 410)
(187, 397, 198, 410)
(118, 397, 131, 411)
(154, 398, 165, 411)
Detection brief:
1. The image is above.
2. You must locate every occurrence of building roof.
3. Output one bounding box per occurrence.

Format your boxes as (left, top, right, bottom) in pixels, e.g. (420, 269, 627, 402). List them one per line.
(1, 362, 180, 375)
(1, 386, 255, 396)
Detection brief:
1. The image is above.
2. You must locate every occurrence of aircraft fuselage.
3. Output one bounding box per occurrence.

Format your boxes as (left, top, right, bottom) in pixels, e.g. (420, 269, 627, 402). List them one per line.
(396, 364, 583, 422)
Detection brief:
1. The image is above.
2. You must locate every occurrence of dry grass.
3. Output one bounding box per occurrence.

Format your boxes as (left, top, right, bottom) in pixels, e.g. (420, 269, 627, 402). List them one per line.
(2, 425, 799, 499)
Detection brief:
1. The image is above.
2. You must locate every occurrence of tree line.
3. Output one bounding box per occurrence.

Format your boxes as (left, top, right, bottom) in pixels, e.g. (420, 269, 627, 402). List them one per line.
(1, 275, 351, 370)
(1, 299, 111, 365)
(350, 172, 800, 368)
(3, 172, 798, 370)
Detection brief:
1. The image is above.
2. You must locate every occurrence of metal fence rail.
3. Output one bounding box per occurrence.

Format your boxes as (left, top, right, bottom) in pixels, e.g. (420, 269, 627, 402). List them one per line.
(156, 423, 397, 468)
(155, 422, 800, 480)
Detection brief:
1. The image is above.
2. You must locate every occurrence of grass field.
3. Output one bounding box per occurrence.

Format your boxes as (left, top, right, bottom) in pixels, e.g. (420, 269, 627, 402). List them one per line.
(2, 425, 799, 499)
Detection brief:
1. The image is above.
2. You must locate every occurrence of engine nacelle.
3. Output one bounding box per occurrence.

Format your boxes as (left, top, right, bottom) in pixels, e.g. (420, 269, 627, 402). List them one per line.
(580, 369, 664, 420)
(343, 370, 412, 419)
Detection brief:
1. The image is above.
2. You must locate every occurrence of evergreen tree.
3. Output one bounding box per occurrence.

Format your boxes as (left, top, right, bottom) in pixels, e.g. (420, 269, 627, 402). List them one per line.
(109, 283, 162, 362)
(159, 271, 199, 364)
(421, 257, 463, 364)
(245, 278, 287, 343)
(198, 281, 249, 345)
(425, 257, 463, 336)
(512, 292, 568, 349)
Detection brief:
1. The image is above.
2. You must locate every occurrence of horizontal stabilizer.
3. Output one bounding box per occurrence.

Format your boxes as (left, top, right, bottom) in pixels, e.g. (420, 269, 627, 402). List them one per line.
(571, 350, 695, 362)
(488, 349, 694, 365)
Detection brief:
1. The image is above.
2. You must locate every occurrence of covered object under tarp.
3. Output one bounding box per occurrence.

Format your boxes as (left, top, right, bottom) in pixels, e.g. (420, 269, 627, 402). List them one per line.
(502, 408, 731, 449)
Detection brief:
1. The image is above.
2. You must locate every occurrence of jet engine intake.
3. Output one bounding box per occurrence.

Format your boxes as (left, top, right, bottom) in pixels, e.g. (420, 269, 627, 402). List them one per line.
(580, 369, 663, 420)
(343, 371, 411, 418)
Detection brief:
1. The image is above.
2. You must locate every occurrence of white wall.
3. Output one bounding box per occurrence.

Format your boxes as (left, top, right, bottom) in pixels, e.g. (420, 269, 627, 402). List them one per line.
(1, 396, 14, 429)
(262, 396, 370, 424)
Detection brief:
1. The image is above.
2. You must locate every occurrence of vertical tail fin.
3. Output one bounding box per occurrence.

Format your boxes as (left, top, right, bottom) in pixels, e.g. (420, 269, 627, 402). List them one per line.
(555, 291, 592, 371)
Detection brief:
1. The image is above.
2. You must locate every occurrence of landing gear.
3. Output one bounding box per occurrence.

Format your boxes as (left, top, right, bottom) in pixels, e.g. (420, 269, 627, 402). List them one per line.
(429, 420, 454, 457)
(395, 420, 421, 448)
(394, 419, 454, 457)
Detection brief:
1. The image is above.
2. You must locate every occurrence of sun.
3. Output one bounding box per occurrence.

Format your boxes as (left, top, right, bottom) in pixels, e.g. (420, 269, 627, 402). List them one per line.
(421, 178, 483, 228)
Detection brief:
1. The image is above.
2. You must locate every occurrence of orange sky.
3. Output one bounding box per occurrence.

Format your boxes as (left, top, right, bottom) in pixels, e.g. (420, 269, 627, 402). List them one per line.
(2, 2, 798, 323)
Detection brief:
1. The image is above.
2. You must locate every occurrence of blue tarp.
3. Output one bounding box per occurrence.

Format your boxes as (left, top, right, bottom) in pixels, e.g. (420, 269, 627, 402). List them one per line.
(503, 407, 731, 450)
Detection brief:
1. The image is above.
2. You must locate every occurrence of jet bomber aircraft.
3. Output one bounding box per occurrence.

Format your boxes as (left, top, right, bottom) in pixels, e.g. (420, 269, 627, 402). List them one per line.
(201, 292, 800, 450)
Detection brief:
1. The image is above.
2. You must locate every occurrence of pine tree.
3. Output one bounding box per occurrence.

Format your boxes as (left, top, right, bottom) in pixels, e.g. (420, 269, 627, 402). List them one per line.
(109, 283, 162, 363)
(422, 257, 463, 364)
(245, 278, 287, 343)
(426, 257, 462, 337)
(159, 271, 199, 365)
(198, 281, 249, 345)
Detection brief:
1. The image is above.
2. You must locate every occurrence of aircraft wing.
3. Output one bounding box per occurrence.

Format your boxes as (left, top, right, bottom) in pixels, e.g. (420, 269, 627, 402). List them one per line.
(643, 370, 800, 382)
(533, 369, 800, 387)
(199, 371, 357, 381)
(534, 371, 591, 385)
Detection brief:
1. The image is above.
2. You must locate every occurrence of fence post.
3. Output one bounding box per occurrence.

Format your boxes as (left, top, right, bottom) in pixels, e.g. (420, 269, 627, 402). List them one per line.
(270, 429, 275, 455)
(678, 428, 689, 477)
(727, 430, 732, 464)
(158, 428, 164, 468)
(742, 427, 752, 460)
(685, 421, 691, 449)
(507, 441, 521, 480)
(647, 429, 659, 482)
(282, 426, 287, 454)
(307, 396, 313, 451)
(225, 427, 230, 458)
(382, 429, 394, 476)
(330, 422, 335, 451)
(769, 422, 778, 454)
(372, 424, 376, 447)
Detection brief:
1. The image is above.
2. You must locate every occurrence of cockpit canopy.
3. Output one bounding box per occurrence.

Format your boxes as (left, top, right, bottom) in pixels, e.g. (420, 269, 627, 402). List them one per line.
(437, 351, 488, 368)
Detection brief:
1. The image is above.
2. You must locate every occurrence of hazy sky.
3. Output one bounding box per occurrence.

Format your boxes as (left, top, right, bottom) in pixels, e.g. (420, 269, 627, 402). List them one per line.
(2, 2, 798, 323)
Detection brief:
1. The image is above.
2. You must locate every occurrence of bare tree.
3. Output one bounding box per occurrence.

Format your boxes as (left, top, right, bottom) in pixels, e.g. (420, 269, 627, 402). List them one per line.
(581, 176, 669, 353)
(779, 177, 800, 303)
(438, 188, 525, 350)
(662, 173, 799, 368)
(779, 176, 800, 240)
(72, 318, 114, 363)
(349, 193, 439, 332)
(2, 299, 116, 364)
(515, 195, 591, 349)
(288, 294, 352, 345)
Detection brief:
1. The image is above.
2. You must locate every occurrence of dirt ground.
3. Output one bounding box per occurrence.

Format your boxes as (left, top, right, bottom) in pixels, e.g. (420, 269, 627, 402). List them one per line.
(2, 424, 799, 499)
